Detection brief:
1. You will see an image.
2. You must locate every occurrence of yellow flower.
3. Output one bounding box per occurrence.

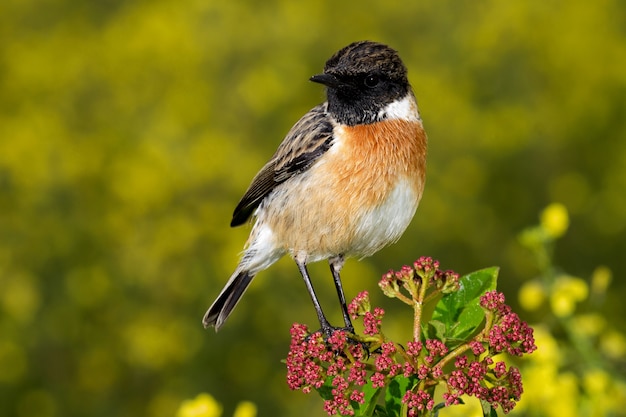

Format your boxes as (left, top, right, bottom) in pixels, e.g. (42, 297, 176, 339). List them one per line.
(583, 369, 610, 395)
(233, 401, 257, 417)
(600, 330, 626, 360)
(571, 314, 606, 338)
(540, 203, 569, 239)
(550, 276, 588, 317)
(591, 266, 612, 296)
(518, 281, 545, 311)
(176, 393, 222, 417)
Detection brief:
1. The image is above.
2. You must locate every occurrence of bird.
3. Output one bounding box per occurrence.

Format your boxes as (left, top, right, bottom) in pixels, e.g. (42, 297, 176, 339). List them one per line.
(203, 41, 428, 336)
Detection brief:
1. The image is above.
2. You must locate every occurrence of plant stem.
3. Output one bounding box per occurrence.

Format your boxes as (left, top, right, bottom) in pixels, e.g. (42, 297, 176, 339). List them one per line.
(396, 292, 416, 306)
(437, 343, 471, 370)
(413, 275, 430, 342)
(413, 299, 423, 342)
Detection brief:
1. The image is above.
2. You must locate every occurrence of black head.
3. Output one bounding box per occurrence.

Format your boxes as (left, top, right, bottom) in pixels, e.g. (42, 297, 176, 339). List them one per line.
(310, 41, 411, 126)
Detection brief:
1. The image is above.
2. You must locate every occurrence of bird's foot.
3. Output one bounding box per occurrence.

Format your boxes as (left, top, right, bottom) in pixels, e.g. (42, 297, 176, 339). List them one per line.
(307, 323, 370, 356)
(320, 322, 354, 339)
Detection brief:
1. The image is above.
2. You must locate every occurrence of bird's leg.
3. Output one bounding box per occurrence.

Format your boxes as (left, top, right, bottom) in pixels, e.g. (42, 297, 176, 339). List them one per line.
(329, 255, 355, 334)
(295, 258, 334, 337)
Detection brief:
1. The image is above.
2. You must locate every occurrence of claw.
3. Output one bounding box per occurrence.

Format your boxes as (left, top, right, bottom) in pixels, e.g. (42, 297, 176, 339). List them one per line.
(304, 324, 372, 358)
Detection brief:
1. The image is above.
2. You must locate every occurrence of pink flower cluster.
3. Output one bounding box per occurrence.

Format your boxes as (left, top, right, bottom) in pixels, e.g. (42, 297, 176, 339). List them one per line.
(446, 355, 523, 413)
(403, 390, 434, 416)
(348, 291, 385, 336)
(286, 320, 447, 416)
(285, 260, 537, 416)
(379, 256, 460, 301)
(438, 291, 535, 413)
(285, 323, 369, 416)
(480, 291, 537, 356)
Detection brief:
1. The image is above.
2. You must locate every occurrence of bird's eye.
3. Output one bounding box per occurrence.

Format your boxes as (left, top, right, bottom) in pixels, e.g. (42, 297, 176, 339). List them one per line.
(364, 75, 379, 88)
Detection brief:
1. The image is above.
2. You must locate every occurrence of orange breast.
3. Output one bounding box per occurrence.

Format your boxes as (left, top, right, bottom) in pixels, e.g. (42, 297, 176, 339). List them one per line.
(264, 118, 427, 260)
(330, 119, 427, 207)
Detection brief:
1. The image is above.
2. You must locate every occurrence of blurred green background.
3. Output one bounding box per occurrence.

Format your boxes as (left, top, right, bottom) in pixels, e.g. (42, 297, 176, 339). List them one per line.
(1, 0, 625, 416)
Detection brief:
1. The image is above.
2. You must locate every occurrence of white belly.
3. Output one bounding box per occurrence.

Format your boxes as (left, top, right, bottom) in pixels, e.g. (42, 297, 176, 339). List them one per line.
(349, 177, 419, 257)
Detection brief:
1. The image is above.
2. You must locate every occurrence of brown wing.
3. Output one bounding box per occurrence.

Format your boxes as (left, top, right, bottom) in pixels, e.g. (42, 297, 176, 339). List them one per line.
(230, 103, 335, 227)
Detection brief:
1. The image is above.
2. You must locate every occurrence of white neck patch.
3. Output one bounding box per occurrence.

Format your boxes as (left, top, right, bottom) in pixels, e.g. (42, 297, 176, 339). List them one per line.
(379, 94, 420, 122)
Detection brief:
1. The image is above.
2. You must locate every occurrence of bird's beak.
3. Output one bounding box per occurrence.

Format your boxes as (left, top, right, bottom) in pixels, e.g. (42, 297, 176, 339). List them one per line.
(310, 73, 345, 89)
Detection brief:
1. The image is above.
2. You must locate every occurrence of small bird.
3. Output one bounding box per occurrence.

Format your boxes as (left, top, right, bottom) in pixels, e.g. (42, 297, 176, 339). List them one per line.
(203, 41, 427, 335)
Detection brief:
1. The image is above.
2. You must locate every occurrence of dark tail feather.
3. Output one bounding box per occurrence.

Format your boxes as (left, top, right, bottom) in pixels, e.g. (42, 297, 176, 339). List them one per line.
(202, 271, 254, 331)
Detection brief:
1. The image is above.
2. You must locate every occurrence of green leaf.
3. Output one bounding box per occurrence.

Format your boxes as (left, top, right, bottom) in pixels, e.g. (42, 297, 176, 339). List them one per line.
(353, 380, 382, 416)
(481, 399, 498, 417)
(316, 375, 335, 401)
(426, 319, 447, 341)
(431, 401, 446, 417)
(431, 267, 499, 341)
(372, 405, 388, 417)
(384, 375, 417, 417)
